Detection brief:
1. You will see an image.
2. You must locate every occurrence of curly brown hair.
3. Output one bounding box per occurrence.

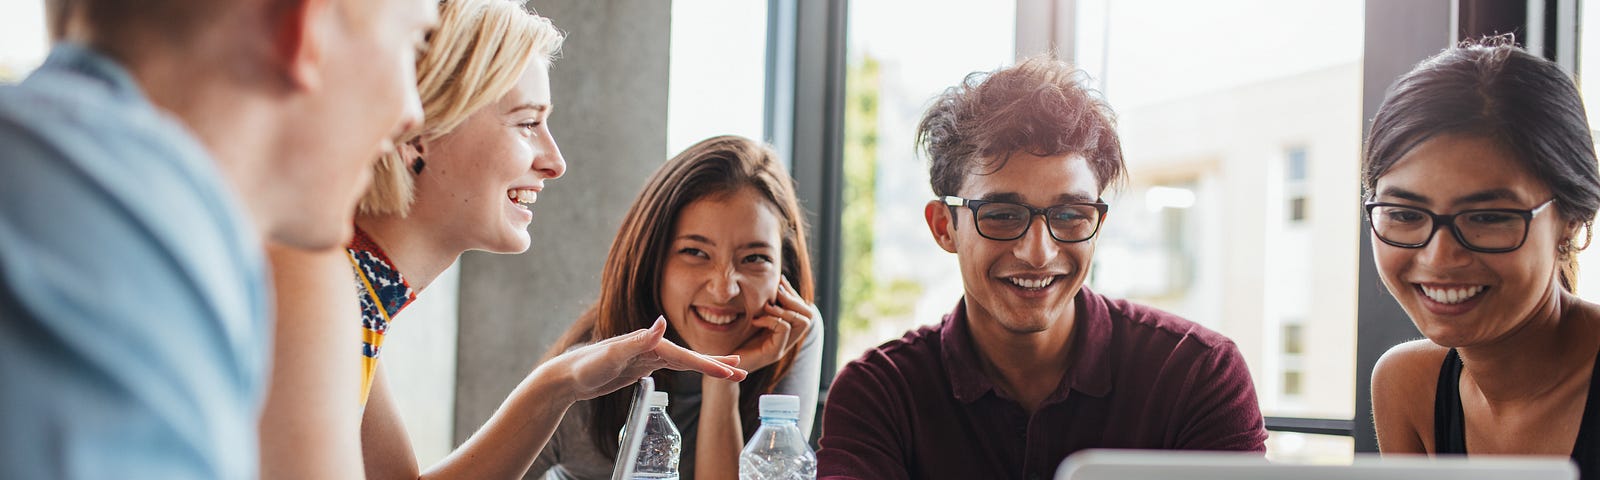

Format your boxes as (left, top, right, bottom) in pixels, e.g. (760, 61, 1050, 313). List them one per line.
(917, 56, 1125, 198)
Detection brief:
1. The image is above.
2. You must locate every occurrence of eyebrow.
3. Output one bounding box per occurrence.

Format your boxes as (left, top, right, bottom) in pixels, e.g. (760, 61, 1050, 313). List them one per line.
(676, 234, 714, 246)
(978, 192, 1098, 204)
(507, 103, 550, 116)
(674, 235, 775, 251)
(1377, 186, 1524, 206)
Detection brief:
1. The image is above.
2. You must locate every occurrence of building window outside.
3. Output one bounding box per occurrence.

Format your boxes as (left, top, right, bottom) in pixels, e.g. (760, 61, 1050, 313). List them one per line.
(1077, 0, 1363, 462)
(1286, 147, 1309, 223)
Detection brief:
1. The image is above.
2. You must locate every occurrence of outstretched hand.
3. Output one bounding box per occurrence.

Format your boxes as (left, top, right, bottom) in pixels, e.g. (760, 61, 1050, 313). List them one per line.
(730, 276, 817, 372)
(553, 316, 747, 403)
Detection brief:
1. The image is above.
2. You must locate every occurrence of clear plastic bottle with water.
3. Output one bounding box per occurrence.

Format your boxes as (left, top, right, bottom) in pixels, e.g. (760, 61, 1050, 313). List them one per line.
(738, 394, 816, 480)
(634, 391, 682, 480)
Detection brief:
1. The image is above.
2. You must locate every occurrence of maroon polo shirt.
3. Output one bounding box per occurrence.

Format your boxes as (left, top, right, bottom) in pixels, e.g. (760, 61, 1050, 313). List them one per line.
(817, 286, 1267, 480)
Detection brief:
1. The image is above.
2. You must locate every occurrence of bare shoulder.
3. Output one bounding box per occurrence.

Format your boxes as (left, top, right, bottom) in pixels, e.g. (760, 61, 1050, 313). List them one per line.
(1372, 339, 1448, 453)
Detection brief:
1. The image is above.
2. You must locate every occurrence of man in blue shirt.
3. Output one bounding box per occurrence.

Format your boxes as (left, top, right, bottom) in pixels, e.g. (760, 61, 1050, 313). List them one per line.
(0, 0, 435, 477)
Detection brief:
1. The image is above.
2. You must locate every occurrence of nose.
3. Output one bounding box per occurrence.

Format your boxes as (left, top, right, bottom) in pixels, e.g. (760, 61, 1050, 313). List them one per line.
(1014, 215, 1060, 267)
(706, 265, 741, 303)
(533, 128, 566, 180)
(1416, 225, 1474, 268)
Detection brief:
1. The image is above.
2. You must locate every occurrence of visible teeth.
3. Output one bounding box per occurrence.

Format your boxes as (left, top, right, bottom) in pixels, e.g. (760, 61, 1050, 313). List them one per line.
(1420, 285, 1486, 305)
(696, 308, 739, 325)
(1008, 276, 1055, 289)
(508, 189, 537, 205)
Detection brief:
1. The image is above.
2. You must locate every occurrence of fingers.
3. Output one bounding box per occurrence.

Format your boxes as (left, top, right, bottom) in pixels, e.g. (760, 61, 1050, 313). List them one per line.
(774, 276, 805, 309)
(748, 315, 794, 354)
(763, 303, 810, 350)
(616, 315, 667, 353)
(652, 337, 748, 381)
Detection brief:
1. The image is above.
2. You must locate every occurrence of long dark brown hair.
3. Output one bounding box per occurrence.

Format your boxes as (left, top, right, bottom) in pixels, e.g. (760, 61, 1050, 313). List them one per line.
(1362, 36, 1600, 291)
(545, 135, 815, 458)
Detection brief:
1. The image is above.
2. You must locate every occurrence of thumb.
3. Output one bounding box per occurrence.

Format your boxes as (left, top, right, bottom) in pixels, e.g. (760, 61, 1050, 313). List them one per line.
(633, 315, 667, 349)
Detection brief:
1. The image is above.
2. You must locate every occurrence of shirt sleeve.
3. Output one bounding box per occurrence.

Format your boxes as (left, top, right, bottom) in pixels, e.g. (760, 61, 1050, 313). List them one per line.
(816, 354, 912, 480)
(1171, 339, 1269, 452)
(773, 318, 824, 437)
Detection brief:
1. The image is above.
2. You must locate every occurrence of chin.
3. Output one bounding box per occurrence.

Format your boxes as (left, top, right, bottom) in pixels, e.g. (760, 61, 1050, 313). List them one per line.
(484, 231, 532, 254)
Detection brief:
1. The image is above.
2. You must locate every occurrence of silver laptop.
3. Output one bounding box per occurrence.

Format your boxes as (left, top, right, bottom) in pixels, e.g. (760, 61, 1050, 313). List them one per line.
(1056, 449, 1577, 480)
(609, 376, 655, 480)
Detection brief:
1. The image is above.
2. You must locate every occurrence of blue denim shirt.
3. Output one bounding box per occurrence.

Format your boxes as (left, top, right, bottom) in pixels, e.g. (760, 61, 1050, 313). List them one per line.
(0, 44, 270, 479)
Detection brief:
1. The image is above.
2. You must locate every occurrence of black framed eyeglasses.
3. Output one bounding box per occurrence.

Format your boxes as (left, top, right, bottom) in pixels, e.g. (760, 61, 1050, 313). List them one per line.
(1363, 199, 1556, 253)
(941, 195, 1110, 242)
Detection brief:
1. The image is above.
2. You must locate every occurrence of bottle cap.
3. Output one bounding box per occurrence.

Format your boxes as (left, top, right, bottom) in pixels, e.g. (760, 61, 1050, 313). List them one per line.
(648, 391, 669, 407)
(758, 394, 800, 419)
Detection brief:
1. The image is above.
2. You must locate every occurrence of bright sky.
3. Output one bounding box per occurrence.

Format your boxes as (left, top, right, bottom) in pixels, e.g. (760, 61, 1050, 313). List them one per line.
(0, 0, 48, 80)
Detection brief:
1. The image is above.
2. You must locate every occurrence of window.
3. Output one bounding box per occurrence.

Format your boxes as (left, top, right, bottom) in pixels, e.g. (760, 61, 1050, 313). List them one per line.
(1283, 323, 1304, 356)
(1283, 370, 1303, 396)
(834, 0, 1016, 369)
(1574, 3, 1600, 303)
(1286, 147, 1309, 223)
(1078, 0, 1363, 461)
(0, 0, 48, 82)
(667, 0, 769, 156)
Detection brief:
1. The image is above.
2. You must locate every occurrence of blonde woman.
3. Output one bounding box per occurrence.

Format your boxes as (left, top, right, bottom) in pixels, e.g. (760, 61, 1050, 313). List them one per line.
(260, 1, 744, 479)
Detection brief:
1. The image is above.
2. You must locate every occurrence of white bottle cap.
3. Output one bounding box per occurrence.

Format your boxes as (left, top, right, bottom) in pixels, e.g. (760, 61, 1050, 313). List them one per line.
(647, 391, 669, 407)
(758, 394, 800, 419)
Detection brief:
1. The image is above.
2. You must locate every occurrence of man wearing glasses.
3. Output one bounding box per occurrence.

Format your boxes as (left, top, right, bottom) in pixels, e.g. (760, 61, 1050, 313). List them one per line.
(816, 57, 1267, 480)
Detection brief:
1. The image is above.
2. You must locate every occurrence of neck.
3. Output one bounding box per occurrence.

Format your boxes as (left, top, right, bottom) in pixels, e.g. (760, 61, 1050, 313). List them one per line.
(114, 39, 282, 239)
(964, 299, 1077, 412)
(354, 213, 463, 291)
(1458, 286, 1597, 404)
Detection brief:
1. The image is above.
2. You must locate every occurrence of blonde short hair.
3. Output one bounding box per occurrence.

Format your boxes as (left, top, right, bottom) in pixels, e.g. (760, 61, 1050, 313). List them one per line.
(358, 0, 565, 216)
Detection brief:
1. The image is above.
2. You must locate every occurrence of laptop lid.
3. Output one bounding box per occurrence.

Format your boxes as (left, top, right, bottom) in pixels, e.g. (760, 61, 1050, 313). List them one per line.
(610, 376, 655, 480)
(1056, 449, 1578, 480)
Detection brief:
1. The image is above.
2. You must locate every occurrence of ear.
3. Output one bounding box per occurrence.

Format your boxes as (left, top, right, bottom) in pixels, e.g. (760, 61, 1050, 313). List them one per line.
(270, 0, 329, 91)
(399, 136, 426, 159)
(925, 200, 958, 254)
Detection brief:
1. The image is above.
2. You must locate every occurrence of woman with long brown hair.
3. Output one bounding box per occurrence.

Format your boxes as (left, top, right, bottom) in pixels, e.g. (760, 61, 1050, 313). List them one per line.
(533, 135, 823, 480)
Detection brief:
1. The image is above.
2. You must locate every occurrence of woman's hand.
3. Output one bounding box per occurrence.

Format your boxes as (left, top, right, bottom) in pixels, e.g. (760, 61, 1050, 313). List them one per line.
(549, 316, 746, 404)
(730, 276, 817, 372)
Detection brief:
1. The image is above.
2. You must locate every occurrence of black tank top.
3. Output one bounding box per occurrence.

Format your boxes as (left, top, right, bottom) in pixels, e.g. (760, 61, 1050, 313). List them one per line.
(1435, 348, 1600, 478)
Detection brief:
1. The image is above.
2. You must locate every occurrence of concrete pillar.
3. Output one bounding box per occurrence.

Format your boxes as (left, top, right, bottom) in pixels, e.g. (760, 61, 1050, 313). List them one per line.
(452, 0, 672, 456)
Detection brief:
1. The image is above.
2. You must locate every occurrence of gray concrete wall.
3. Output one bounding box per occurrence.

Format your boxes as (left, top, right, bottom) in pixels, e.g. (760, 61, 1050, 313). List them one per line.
(453, 0, 672, 457)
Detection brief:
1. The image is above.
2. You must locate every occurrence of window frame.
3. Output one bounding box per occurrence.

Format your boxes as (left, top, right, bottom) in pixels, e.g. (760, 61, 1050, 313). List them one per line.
(765, 0, 1577, 453)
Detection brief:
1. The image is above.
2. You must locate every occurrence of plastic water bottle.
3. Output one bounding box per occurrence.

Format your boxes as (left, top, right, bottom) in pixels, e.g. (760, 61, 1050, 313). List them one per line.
(738, 394, 816, 480)
(634, 391, 682, 480)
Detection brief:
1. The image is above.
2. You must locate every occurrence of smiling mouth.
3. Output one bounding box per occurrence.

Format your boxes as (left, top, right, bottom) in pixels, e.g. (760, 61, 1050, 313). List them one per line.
(1005, 275, 1063, 290)
(507, 188, 537, 206)
(692, 306, 744, 326)
(1416, 284, 1489, 305)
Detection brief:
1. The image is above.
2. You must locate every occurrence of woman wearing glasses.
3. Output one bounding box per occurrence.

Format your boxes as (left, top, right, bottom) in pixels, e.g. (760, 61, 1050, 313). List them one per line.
(263, 1, 746, 478)
(532, 135, 821, 480)
(1367, 37, 1600, 476)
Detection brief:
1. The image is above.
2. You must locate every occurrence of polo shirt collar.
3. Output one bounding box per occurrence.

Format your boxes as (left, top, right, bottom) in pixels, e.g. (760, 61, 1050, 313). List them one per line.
(940, 286, 1115, 404)
(34, 43, 141, 102)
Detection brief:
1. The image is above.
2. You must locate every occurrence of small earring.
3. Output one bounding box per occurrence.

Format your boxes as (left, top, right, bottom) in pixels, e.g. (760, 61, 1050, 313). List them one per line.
(411, 156, 426, 174)
(1580, 222, 1595, 251)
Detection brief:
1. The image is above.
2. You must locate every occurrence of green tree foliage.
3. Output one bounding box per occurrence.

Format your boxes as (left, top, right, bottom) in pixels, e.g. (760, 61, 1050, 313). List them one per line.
(840, 55, 923, 337)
